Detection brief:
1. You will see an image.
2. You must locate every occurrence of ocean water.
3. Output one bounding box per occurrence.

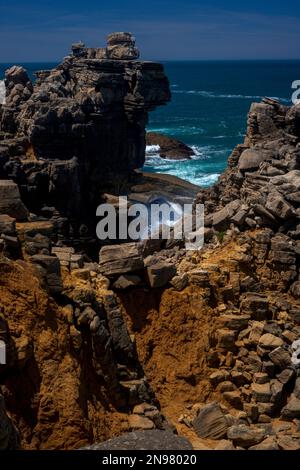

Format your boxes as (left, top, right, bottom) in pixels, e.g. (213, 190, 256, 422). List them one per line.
(1, 60, 300, 187)
(145, 61, 300, 187)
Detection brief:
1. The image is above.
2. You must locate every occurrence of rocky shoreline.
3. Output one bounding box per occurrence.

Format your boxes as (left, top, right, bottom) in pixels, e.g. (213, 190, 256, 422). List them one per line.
(0, 33, 300, 451)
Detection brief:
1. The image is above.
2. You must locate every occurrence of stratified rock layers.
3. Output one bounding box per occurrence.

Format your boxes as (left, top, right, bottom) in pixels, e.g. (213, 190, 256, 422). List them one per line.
(0, 47, 170, 226)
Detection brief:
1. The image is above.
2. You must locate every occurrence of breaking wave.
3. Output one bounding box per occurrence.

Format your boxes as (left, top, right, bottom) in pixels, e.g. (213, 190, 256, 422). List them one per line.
(172, 89, 290, 102)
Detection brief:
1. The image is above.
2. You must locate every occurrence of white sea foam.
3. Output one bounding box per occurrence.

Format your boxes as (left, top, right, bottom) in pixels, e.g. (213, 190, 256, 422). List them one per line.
(148, 126, 204, 136)
(0, 80, 6, 105)
(146, 144, 161, 154)
(173, 89, 290, 102)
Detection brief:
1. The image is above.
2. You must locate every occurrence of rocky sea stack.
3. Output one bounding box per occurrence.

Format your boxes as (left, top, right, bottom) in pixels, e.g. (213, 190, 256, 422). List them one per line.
(0, 34, 300, 451)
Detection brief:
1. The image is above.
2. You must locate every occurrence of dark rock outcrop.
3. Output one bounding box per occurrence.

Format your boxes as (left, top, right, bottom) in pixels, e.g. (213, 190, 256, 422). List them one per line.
(81, 430, 193, 450)
(0, 33, 170, 241)
(146, 132, 194, 160)
(0, 393, 19, 449)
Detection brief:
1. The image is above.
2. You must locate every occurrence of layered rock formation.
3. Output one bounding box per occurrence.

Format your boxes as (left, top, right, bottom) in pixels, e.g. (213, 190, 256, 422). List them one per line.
(146, 132, 195, 160)
(0, 33, 170, 240)
(1, 35, 300, 450)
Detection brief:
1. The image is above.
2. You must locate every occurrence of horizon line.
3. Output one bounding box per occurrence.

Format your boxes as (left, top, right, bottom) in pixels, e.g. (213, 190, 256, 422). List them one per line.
(1, 58, 300, 64)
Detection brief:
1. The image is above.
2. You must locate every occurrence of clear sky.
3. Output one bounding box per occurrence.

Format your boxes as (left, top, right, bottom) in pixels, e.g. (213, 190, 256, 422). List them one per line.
(1, 0, 300, 62)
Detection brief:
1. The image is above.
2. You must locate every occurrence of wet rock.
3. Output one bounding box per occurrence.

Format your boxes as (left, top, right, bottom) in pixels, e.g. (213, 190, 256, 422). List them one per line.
(113, 274, 142, 289)
(259, 333, 284, 349)
(249, 436, 279, 450)
(281, 396, 300, 420)
(269, 347, 291, 369)
(217, 314, 250, 331)
(251, 383, 272, 403)
(146, 132, 194, 160)
(238, 149, 270, 172)
(223, 391, 243, 409)
(128, 414, 155, 431)
(277, 435, 300, 451)
(0, 394, 19, 449)
(212, 200, 241, 231)
(0, 180, 29, 221)
(209, 370, 230, 386)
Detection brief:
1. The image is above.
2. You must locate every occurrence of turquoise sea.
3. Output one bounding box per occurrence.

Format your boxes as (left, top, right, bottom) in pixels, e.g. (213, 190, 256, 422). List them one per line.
(1, 60, 300, 187)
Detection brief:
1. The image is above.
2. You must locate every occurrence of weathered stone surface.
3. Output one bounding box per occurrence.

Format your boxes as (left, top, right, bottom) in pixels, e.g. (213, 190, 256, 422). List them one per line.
(81, 430, 193, 450)
(193, 403, 229, 440)
(223, 391, 243, 410)
(238, 149, 270, 171)
(99, 243, 144, 276)
(146, 132, 194, 160)
(113, 274, 142, 289)
(269, 347, 291, 369)
(0, 180, 29, 220)
(212, 200, 241, 230)
(227, 424, 266, 448)
(147, 262, 176, 288)
(259, 333, 284, 349)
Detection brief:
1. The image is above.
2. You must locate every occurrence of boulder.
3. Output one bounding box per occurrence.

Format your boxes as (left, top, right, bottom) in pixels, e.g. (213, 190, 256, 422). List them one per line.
(146, 132, 194, 160)
(80, 430, 193, 450)
(227, 424, 266, 448)
(281, 396, 300, 421)
(0, 215, 16, 235)
(113, 274, 142, 289)
(269, 347, 291, 369)
(128, 414, 155, 431)
(249, 436, 279, 450)
(193, 402, 229, 440)
(265, 191, 295, 220)
(147, 262, 176, 288)
(238, 149, 270, 171)
(106, 32, 139, 60)
(99, 243, 144, 276)
(0, 180, 29, 221)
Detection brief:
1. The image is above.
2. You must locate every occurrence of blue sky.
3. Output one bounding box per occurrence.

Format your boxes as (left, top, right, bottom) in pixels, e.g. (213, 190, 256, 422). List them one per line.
(0, 0, 300, 61)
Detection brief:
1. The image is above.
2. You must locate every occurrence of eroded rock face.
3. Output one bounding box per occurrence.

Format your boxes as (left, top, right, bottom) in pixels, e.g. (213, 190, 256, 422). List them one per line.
(0, 34, 170, 229)
(81, 429, 193, 450)
(0, 393, 19, 449)
(146, 132, 195, 160)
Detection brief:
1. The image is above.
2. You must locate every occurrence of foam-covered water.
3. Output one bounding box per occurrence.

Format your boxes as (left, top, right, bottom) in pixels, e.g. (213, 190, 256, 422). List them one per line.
(144, 60, 300, 187)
